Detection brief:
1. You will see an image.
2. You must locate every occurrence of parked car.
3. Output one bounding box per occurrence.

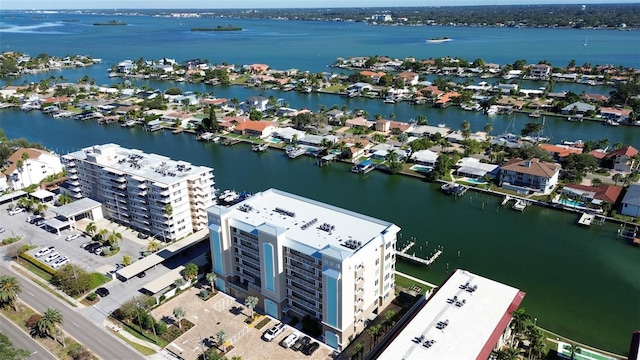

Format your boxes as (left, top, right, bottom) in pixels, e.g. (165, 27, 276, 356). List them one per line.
(292, 336, 311, 352)
(65, 233, 80, 242)
(262, 322, 285, 342)
(34, 246, 55, 258)
(85, 243, 102, 252)
(8, 207, 24, 216)
(95, 287, 110, 297)
(44, 252, 61, 263)
(281, 333, 299, 348)
(34, 219, 45, 226)
(52, 257, 69, 269)
(137, 271, 146, 278)
(302, 341, 319, 356)
(0, 226, 5, 233)
(137, 232, 149, 239)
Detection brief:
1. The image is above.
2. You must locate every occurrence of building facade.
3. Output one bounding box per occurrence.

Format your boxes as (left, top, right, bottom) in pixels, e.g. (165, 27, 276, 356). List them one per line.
(3, 148, 63, 191)
(207, 189, 400, 350)
(62, 144, 215, 241)
(499, 158, 561, 195)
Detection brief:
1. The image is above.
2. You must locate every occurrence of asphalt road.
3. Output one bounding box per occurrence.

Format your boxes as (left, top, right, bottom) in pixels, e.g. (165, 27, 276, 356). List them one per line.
(0, 265, 144, 360)
(0, 315, 57, 360)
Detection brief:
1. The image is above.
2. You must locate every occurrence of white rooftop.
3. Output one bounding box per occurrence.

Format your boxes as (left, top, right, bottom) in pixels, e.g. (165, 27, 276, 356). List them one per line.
(214, 188, 398, 259)
(377, 269, 524, 360)
(64, 143, 212, 186)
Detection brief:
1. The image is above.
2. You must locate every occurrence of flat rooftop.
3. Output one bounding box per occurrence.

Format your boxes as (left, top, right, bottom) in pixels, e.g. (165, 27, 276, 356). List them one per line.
(213, 188, 399, 259)
(64, 143, 212, 186)
(377, 269, 525, 360)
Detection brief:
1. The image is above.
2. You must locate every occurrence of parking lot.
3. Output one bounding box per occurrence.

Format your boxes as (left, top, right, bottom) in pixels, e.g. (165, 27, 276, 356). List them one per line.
(152, 287, 335, 360)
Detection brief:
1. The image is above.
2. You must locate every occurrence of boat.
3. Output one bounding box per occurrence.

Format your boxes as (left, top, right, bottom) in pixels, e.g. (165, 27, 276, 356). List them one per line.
(252, 143, 268, 152)
(567, 115, 583, 122)
(383, 97, 396, 104)
(426, 37, 452, 43)
(286, 146, 307, 159)
(485, 105, 499, 116)
(605, 119, 620, 126)
(351, 159, 375, 174)
(121, 119, 137, 127)
(437, 123, 447, 128)
(512, 199, 527, 211)
(440, 183, 466, 196)
(529, 110, 541, 118)
(198, 132, 215, 141)
(20, 103, 36, 111)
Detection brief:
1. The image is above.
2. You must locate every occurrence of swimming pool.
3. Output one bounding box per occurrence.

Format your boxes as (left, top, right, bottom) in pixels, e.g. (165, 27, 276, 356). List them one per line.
(267, 137, 283, 144)
(410, 165, 433, 173)
(463, 177, 488, 185)
(559, 198, 585, 208)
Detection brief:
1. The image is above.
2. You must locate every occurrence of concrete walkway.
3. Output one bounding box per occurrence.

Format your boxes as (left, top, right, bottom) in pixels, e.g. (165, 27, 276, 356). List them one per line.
(395, 271, 439, 289)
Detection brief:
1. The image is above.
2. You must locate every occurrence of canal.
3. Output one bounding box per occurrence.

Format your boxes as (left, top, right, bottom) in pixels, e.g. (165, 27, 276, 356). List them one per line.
(0, 109, 637, 354)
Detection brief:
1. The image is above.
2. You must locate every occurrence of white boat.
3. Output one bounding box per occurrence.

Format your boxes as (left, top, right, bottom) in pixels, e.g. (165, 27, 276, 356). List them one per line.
(426, 38, 452, 43)
(286, 147, 307, 159)
(529, 110, 541, 118)
(121, 119, 137, 127)
(485, 105, 499, 116)
(578, 213, 594, 226)
(605, 119, 620, 126)
(567, 115, 583, 122)
(20, 103, 36, 111)
(252, 143, 268, 152)
(383, 98, 396, 104)
(437, 123, 447, 128)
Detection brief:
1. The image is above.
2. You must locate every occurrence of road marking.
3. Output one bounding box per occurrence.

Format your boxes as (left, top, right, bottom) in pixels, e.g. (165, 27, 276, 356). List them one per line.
(72, 322, 80, 328)
(28, 292, 34, 296)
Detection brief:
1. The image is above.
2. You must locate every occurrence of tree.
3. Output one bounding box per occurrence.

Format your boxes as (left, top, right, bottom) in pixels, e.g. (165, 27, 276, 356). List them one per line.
(51, 264, 93, 297)
(183, 263, 199, 280)
(216, 330, 227, 352)
(98, 229, 109, 243)
(569, 343, 581, 360)
(174, 278, 186, 289)
(591, 178, 602, 187)
(509, 308, 531, 348)
(612, 173, 624, 186)
(483, 123, 493, 135)
(206, 272, 217, 292)
(57, 193, 73, 205)
(245, 296, 259, 318)
(85, 222, 97, 237)
(520, 122, 544, 137)
(107, 230, 123, 247)
(122, 255, 132, 266)
(0, 332, 30, 360)
(34, 203, 48, 215)
(173, 307, 185, 329)
(147, 241, 160, 252)
(37, 308, 64, 346)
(0, 275, 22, 311)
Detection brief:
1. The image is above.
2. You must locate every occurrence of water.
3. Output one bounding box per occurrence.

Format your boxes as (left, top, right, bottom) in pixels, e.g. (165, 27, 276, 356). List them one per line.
(0, 109, 638, 354)
(1, 12, 639, 354)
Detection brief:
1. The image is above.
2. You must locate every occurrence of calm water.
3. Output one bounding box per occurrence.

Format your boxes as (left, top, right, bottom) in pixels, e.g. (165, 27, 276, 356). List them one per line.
(0, 109, 638, 354)
(1, 12, 639, 354)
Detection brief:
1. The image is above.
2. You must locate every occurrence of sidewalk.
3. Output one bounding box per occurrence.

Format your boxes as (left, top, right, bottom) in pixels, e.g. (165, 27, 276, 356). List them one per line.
(395, 270, 439, 289)
(104, 318, 164, 355)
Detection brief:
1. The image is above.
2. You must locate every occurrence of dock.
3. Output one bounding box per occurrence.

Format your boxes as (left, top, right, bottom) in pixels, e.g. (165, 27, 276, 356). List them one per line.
(501, 195, 512, 205)
(318, 153, 337, 167)
(396, 241, 442, 266)
(221, 137, 241, 146)
(578, 213, 594, 226)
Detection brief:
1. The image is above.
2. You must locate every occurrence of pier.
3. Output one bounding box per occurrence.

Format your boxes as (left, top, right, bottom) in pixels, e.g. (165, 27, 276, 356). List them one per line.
(578, 213, 594, 226)
(396, 241, 443, 266)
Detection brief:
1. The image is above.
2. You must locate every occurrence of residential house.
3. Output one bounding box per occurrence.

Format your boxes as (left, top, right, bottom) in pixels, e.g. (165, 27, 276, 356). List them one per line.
(581, 94, 610, 103)
(410, 150, 438, 167)
(499, 158, 561, 194)
(494, 83, 519, 95)
(620, 183, 640, 217)
(455, 157, 499, 179)
(369, 144, 408, 162)
(395, 71, 419, 86)
(249, 63, 269, 74)
(3, 148, 64, 191)
(161, 112, 195, 128)
(561, 102, 596, 115)
(434, 91, 460, 108)
(339, 138, 372, 160)
(243, 96, 270, 112)
(375, 119, 413, 134)
(116, 60, 135, 73)
(359, 70, 386, 83)
(233, 121, 276, 139)
(600, 107, 632, 122)
(562, 183, 623, 211)
(529, 64, 552, 79)
(348, 82, 373, 94)
(605, 145, 638, 172)
(326, 109, 345, 125)
(345, 117, 374, 129)
(408, 125, 450, 138)
(539, 144, 583, 161)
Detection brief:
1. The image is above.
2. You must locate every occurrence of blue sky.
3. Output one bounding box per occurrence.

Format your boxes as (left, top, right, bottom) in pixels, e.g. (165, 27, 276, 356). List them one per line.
(2, 0, 637, 10)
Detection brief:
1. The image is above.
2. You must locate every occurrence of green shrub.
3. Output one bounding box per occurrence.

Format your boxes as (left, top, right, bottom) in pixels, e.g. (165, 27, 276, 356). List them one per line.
(2, 237, 20, 245)
(20, 253, 56, 276)
(86, 293, 97, 301)
(199, 290, 210, 300)
(255, 317, 271, 330)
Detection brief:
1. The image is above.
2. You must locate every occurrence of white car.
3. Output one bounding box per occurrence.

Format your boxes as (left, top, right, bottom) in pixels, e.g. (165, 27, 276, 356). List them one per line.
(9, 207, 25, 216)
(34, 246, 55, 258)
(44, 252, 61, 263)
(52, 257, 69, 269)
(65, 233, 80, 242)
(281, 333, 299, 348)
(0, 227, 5, 233)
(262, 322, 285, 342)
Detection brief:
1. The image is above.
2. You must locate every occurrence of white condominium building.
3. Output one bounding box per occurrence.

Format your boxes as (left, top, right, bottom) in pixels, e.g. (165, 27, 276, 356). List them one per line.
(62, 144, 215, 241)
(207, 188, 400, 350)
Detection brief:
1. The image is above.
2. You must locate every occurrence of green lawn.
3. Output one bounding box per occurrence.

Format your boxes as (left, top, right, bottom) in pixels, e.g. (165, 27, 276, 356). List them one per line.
(112, 332, 156, 355)
(89, 272, 111, 289)
(395, 273, 431, 295)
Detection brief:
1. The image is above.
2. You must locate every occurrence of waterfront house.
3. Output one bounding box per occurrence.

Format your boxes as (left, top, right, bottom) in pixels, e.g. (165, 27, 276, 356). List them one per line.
(499, 158, 561, 195)
(600, 107, 632, 122)
(604, 145, 638, 172)
(455, 157, 499, 180)
(410, 150, 438, 167)
(161, 112, 195, 128)
(408, 125, 450, 138)
(561, 102, 596, 115)
(561, 183, 623, 211)
(3, 148, 63, 191)
(242, 96, 269, 112)
(529, 64, 552, 79)
(446, 130, 487, 144)
(248, 63, 269, 74)
(494, 83, 519, 95)
(298, 134, 338, 148)
(581, 93, 610, 104)
(620, 184, 640, 217)
(538, 144, 583, 161)
(395, 71, 419, 86)
(272, 127, 306, 143)
(339, 138, 372, 159)
(348, 82, 373, 94)
(326, 109, 345, 125)
(360, 70, 386, 83)
(345, 117, 374, 129)
(434, 91, 460, 108)
(144, 119, 164, 132)
(375, 119, 414, 134)
(117, 60, 135, 73)
(233, 121, 276, 139)
(369, 144, 408, 162)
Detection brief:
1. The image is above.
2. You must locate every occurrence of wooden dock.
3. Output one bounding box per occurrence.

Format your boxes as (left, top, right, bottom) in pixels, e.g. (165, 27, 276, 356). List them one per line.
(222, 137, 241, 146)
(396, 240, 443, 266)
(512, 199, 528, 211)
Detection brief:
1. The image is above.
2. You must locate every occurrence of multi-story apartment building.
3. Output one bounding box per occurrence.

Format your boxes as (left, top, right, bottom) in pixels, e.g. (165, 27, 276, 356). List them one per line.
(207, 189, 400, 350)
(3, 148, 64, 191)
(62, 144, 215, 241)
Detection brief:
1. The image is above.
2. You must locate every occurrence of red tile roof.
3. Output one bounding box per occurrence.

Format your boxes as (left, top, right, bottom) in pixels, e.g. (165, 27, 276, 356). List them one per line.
(563, 183, 623, 204)
(539, 144, 583, 158)
(606, 145, 638, 159)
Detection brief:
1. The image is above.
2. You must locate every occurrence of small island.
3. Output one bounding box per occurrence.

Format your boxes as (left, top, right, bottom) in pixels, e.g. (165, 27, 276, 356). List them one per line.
(191, 25, 243, 32)
(426, 37, 452, 43)
(93, 20, 127, 26)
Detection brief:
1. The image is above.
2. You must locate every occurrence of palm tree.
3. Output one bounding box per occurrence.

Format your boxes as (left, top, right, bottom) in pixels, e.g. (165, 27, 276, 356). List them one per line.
(57, 193, 73, 205)
(164, 204, 173, 217)
(591, 178, 602, 187)
(245, 296, 258, 318)
(173, 307, 185, 329)
(85, 222, 97, 237)
(107, 230, 123, 247)
(509, 308, 531, 348)
(34, 202, 48, 215)
(183, 263, 198, 280)
(122, 255, 132, 267)
(0, 275, 22, 311)
(206, 272, 217, 292)
(484, 123, 493, 135)
(612, 173, 624, 186)
(38, 308, 64, 346)
(98, 228, 109, 243)
(569, 343, 581, 360)
(147, 241, 160, 252)
(217, 330, 227, 352)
